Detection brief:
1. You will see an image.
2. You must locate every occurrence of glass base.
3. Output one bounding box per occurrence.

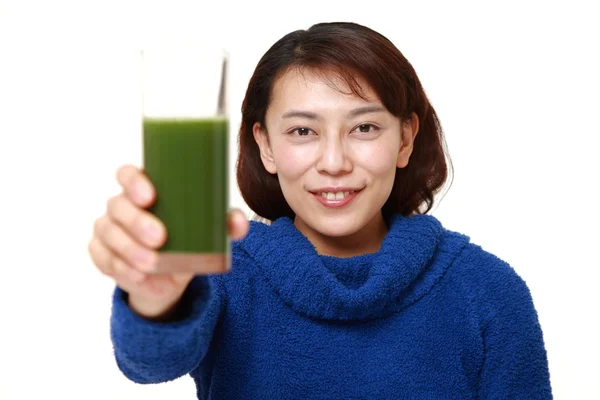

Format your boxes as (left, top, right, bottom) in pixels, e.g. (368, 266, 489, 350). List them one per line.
(153, 252, 230, 275)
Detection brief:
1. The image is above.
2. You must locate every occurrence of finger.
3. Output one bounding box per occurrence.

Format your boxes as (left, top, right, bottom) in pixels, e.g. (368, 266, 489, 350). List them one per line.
(116, 164, 155, 208)
(112, 256, 147, 284)
(137, 273, 194, 300)
(88, 236, 115, 277)
(89, 238, 146, 283)
(171, 272, 196, 286)
(227, 209, 250, 241)
(106, 194, 167, 248)
(94, 215, 157, 272)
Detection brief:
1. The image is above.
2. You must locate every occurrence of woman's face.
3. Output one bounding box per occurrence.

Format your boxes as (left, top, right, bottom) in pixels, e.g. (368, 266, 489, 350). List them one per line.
(254, 68, 418, 238)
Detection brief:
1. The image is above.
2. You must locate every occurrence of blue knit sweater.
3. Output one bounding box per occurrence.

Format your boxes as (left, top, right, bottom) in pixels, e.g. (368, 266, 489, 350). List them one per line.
(110, 213, 552, 399)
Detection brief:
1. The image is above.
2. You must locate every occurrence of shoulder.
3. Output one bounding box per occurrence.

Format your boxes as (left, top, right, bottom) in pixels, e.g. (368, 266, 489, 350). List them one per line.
(420, 214, 526, 295)
(428, 214, 536, 316)
(426, 214, 526, 292)
(454, 242, 529, 295)
(447, 240, 538, 327)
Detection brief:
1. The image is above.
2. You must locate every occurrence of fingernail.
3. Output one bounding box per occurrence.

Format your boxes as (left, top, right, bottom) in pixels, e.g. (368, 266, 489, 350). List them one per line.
(135, 180, 151, 202)
(144, 223, 162, 243)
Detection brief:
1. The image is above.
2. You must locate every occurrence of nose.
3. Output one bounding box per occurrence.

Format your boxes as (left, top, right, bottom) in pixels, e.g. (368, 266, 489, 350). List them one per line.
(315, 135, 353, 175)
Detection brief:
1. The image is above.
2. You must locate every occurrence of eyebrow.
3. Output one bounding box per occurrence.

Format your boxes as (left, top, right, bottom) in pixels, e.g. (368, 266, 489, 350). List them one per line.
(347, 105, 387, 118)
(281, 105, 386, 120)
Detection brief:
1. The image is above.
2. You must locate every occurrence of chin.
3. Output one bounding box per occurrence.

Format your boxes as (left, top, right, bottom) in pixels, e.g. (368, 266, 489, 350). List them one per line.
(303, 213, 365, 238)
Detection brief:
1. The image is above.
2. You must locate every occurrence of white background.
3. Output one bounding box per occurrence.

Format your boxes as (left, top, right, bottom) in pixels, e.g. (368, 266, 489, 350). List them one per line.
(1, 0, 598, 398)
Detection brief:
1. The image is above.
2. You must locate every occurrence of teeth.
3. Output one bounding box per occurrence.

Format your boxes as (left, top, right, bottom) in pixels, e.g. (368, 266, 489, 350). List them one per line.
(320, 191, 354, 201)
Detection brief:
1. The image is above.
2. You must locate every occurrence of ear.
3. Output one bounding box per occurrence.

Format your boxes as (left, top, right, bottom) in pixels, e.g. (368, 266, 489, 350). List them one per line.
(397, 112, 420, 169)
(253, 122, 277, 174)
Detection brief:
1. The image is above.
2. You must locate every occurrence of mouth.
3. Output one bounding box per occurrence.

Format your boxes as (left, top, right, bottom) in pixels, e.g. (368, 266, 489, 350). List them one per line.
(309, 187, 364, 208)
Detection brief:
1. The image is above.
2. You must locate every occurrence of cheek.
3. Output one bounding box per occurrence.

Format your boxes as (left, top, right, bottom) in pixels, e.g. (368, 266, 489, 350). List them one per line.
(272, 142, 315, 181)
(355, 141, 400, 178)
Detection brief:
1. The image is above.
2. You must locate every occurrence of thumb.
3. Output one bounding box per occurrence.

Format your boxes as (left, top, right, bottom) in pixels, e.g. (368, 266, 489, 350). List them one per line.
(228, 209, 250, 241)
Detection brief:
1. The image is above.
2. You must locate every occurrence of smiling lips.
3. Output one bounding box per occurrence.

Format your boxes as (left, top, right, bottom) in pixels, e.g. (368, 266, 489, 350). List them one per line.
(310, 188, 363, 208)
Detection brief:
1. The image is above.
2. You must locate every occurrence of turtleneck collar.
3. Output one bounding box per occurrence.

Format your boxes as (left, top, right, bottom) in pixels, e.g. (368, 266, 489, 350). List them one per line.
(237, 213, 470, 321)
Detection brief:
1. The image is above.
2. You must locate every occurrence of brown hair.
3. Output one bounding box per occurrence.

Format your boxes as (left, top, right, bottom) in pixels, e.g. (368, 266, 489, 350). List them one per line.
(236, 22, 452, 221)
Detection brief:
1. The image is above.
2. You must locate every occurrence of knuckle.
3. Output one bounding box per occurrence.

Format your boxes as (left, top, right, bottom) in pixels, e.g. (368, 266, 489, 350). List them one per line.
(87, 238, 96, 255)
(111, 229, 132, 255)
(101, 223, 123, 254)
(92, 249, 113, 277)
(93, 216, 106, 237)
(122, 241, 140, 260)
(88, 246, 100, 268)
(103, 252, 114, 272)
(117, 164, 140, 191)
(131, 209, 148, 236)
(106, 194, 120, 210)
(88, 241, 104, 268)
(113, 258, 136, 283)
(116, 164, 132, 182)
(107, 194, 128, 221)
(102, 220, 117, 240)
(99, 265, 114, 278)
(112, 256, 126, 276)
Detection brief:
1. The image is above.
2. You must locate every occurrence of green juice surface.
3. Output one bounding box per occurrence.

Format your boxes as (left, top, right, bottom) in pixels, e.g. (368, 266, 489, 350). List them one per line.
(143, 118, 228, 254)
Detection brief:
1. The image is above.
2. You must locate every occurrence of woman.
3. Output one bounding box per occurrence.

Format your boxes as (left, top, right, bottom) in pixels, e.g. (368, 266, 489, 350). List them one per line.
(88, 22, 553, 399)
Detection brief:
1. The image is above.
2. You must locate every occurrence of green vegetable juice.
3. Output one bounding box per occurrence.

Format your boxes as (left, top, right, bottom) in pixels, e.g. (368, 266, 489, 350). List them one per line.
(143, 118, 228, 256)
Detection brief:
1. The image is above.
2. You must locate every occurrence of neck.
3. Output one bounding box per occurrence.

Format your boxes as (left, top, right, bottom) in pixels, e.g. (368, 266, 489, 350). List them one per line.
(294, 213, 388, 258)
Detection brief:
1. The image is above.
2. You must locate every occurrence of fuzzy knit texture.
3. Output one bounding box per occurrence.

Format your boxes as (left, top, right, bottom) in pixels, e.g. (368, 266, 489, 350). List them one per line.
(110, 213, 553, 399)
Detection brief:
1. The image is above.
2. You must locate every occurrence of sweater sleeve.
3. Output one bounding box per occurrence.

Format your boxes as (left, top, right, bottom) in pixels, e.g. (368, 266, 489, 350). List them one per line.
(109, 275, 224, 384)
(476, 257, 553, 399)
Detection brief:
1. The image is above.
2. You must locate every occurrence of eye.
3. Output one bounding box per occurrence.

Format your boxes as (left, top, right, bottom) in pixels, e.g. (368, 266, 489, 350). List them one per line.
(289, 127, 314, 136)
(352, 124, 379, 134)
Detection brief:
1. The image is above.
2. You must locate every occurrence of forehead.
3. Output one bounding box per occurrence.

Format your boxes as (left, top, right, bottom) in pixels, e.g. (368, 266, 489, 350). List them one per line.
(269, 67, 380, 109)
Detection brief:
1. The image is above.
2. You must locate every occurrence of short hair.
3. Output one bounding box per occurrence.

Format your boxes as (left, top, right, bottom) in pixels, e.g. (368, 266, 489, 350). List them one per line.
(236, 22, 452, 221)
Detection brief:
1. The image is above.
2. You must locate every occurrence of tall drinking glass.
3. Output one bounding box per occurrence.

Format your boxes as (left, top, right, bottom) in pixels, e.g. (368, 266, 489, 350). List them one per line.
(141, 43, 229, 274)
